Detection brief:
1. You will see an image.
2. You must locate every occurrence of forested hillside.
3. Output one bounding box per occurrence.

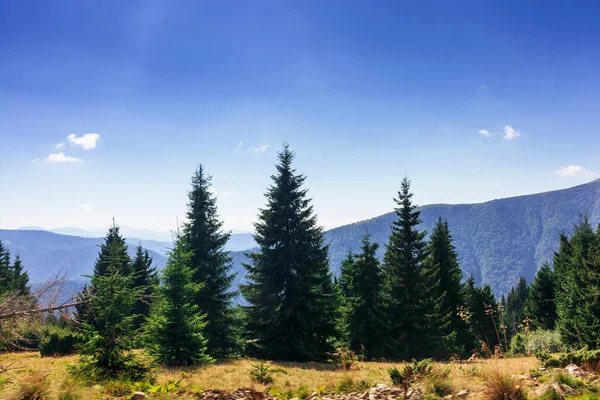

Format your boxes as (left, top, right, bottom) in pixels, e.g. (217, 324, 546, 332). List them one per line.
(325, 179, 600, 294)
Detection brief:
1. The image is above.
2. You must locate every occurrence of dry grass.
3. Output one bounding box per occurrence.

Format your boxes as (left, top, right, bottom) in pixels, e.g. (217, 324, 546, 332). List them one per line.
(0, 351, 540, 399)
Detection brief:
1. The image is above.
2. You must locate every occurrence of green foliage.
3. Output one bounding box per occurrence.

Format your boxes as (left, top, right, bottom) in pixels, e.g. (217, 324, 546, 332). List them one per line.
(0, 241, 30, 297)
(74, 224, 151, 381)
(144, 237, 212, 367)
(388, 358, 434, 387)
(381, 177, 435, 360)
(463, 277, 500, 352)
(39, 326, 79, 357)
(504, 277, 530, 340)
(241, 144, 337, 361)
(135, 379, 183, 395)
(423, 374, 453, 397)
(338, 234, 387, 359)
(525, 263, 557, 330)
(554, 218, 600, 349)
(538, 348, 600, 372)
(182, 164, 237, 358)
(131, 245, 157, 330)
(423, 217, 472, 357)
(249, 361, 274, 385)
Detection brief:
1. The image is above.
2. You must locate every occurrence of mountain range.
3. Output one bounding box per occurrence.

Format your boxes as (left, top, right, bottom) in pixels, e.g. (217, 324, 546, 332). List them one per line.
(3, 179, 600, 296)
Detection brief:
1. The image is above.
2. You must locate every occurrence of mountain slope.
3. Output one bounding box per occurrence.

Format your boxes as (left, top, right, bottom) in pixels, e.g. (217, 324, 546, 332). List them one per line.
(324, 179, 600, 294)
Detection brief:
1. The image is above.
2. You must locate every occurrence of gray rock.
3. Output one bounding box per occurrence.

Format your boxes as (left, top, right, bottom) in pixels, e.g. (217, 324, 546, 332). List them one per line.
(565, 364, 585, 377)
(132, 392, 146, 400)
(456, 389, 469, 399)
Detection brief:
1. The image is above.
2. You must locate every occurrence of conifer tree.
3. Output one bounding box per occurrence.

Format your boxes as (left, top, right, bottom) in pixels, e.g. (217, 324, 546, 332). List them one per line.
(505, 277, 529, 339)
(145, 237, 212, 366)
(463, 277, 500, 352)
(182, 165, 236, 357)
(76, 226, 148, 379)
(424, 218, 472, 357)
(0, 241, 11, 295)
(525, 263, 557, 330)
(241, 144, 337, 361)
(339, 234, 386, 359)
(9, 254, 30, 295)
(381, 176, 433, 360)
(94, 224, 132, 277)
(132, 245, 157, 328)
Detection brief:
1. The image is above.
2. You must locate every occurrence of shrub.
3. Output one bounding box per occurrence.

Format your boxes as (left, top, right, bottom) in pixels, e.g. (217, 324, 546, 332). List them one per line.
(530, 330, 564, 354)
(3, 372, 50, 400)
(538, 348, 600, 372)
(39, 327, 79, 357)
(103, 379, 134, 397)
(482, 371, 527, 400)
(249, 361, 274, 385)
(329, 347, 358, 370)
(510, 333, 528, 356)
(335, 376, 355, 393)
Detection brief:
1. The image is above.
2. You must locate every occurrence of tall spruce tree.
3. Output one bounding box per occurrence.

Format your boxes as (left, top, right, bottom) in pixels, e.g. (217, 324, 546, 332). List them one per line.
(241, 144, 337, 361)
(132, 245, 157, 328)
(424, 218, 472, 357)
(381, 176, 433, 360)
(525, 263, 557, 330)
(76, 223, 132, 328)
(463, 277, 500, 352)
(76, 225, 148, 379)
(182, 165, 236, 358)
(145, 237, 212, 366)
(555, 217, 600, 347)
(505, 277, 530, 339)
(339, 234, 386, 359)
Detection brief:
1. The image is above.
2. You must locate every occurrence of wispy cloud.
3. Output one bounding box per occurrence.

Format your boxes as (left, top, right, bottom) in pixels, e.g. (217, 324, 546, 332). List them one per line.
(234, 142, 243, 152)
(54, 142, 65, 150)
(31, 158, 40, 163)
(80, 203, 94, 212)
(478, 129, 492, 138)
(46, 152, 82, 163)
(555, 165, 594, 177)
(503, 125, 521, 140)
(252, 144, 270, 154)
(67, 133, 101, 150)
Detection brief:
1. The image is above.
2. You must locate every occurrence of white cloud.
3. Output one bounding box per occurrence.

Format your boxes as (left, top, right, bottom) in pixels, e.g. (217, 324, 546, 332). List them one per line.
(234, 142, 243, 152)
(555, 165, 594, 177)
(503, 125, 521, 140)
(67, 133, 101, 150)
(46, 152, 82, 163)
(54, 142, 65, 150)
(478, 129, 492, 137)
(252, 144, 270, 154)
(31, 158, 40, 163)
(80, 203, 94, 212)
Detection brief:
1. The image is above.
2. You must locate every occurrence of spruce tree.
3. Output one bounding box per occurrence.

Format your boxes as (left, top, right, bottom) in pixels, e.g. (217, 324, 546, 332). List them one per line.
(94, 224, 132, 277)
(424, 217, 472, 357)
(132, 245, 157, 329)
(505, 277, 529, 339)
(76, 226, 148, 380)
(525, 263, 557, 330)
(182, 165, 236, 358)
(463, 277, 500, 352)
(0, 241, 11, 295)
(339, 234, 386, 359)
(145, 237, 212, 366)
(381, 176, 433, 360)
(9, 254, 30, 295)
(241, 144, 337, 361)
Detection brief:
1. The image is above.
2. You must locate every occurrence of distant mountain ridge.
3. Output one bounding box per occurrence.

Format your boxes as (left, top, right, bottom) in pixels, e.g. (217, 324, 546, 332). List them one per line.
(323, 179, 600, 294)
(4, 180, 600, 295)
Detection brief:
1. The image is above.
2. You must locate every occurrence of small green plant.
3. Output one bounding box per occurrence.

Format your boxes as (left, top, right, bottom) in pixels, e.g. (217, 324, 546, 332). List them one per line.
(39, 327, 79, 357)
(329, 347, 358, 370)
(296, 385, 311, 399)
(461, 365, 482, 378)
(270, 366, 289, 374)
(356, 379, 374, 391)
(335, 376, 355, 393)
(423, 375, 453, 397)
(250, 361, 274, 385)
(103, 379, 134, 397)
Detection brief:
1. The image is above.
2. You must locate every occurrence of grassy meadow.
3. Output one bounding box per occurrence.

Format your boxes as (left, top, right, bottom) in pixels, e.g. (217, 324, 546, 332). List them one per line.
(0, 351, 542, 399)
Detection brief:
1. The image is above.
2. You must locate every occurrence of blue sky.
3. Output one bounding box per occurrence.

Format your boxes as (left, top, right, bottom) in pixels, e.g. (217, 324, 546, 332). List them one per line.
(1, 0, 600, 234)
